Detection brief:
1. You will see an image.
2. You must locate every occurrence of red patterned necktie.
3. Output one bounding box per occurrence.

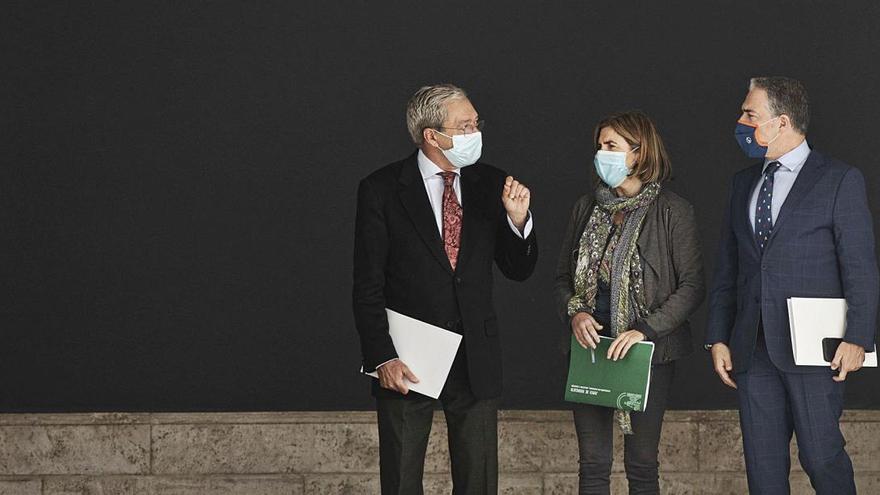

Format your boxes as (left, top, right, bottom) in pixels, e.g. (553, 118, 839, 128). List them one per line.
(439, 171, 462, 270)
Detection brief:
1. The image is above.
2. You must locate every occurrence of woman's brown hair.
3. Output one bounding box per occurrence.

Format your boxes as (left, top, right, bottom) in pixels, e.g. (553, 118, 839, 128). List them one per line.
(593, 111, 672, 184)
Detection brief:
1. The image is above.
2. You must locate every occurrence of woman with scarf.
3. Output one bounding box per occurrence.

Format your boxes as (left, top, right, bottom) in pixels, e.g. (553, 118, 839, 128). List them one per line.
(554, 111, 705, 494)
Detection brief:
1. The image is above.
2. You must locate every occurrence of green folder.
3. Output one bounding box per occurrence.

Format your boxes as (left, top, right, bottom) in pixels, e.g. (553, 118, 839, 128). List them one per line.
(564, 334, 655, 412)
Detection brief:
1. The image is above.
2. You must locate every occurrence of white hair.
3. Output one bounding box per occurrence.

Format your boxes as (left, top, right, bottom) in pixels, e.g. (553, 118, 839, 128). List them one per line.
(405, 84, 468, 145)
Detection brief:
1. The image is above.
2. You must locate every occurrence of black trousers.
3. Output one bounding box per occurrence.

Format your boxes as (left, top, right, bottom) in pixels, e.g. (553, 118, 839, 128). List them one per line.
(376, 375, 499, 495)
(572, 361, 675, 495)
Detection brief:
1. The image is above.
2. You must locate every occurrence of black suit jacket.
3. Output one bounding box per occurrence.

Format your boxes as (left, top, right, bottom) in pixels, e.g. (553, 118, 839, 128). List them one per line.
(352, 152, 538, 399)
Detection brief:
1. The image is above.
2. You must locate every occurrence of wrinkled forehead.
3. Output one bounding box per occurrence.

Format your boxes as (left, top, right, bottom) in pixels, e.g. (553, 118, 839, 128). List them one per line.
(443, 98, 478, 124)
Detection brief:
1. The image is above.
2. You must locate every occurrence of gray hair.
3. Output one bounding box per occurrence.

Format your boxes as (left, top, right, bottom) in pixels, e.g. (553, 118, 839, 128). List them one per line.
(749, 76, 810, 134)
(406, 84, 468, 145)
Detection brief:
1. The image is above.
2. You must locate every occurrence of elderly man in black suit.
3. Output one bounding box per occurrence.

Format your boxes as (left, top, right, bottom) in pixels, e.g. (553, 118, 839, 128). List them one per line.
(352, 83, 538, 494)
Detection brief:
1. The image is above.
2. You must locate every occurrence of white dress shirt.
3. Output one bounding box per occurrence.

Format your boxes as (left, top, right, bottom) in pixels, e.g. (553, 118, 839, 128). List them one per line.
(417, 150, 533, 239)
(748, 139, 811, 231)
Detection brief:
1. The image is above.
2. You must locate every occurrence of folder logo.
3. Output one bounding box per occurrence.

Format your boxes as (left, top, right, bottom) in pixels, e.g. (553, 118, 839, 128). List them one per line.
(616, 393, 643, 411)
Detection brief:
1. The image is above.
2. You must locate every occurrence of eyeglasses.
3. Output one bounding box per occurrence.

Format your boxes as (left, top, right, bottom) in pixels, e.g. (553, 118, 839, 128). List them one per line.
(436, 120, 485, 135)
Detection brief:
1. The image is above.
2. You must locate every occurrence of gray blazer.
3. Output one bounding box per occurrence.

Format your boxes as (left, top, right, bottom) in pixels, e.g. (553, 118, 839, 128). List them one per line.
(554, 187, 706, 363)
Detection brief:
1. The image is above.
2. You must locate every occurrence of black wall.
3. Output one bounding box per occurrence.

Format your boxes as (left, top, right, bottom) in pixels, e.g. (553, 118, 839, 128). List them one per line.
(4, 1, 879, 412)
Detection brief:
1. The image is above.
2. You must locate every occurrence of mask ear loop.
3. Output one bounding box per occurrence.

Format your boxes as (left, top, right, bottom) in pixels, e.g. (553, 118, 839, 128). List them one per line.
(755, 117, 782, 146)
(430, 128, 453, 151)
(626, 145, 641, 178)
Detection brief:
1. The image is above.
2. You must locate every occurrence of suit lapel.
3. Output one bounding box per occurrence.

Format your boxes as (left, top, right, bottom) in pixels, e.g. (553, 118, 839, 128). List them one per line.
(455, 166, 486, 273)
(738, 164, 764, 257)
(397, 154, 454, 274)
(766, 150, 825, 246)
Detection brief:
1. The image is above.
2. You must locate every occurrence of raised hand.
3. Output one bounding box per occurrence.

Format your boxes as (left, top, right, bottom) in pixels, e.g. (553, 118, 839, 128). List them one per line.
(502, 176, 530, 230)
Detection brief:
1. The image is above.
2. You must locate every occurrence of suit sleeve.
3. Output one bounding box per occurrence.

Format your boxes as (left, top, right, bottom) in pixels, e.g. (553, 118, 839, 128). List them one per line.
(633, 203, 706, 340)
(833, 167, 880, 351)
(705, 176, 740, 345)
(494, 185, 538, 282)
(352, 178, 397, 372)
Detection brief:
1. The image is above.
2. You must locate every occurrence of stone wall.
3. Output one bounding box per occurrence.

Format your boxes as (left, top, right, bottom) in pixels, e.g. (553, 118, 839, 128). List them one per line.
(0, 410, 877, 494)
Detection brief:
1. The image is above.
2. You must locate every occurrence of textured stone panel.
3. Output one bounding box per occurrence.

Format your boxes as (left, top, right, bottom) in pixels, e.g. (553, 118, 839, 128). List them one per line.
(152, 423, 378, 474)
(0, 425, 149, 474)
(698, 421, 745, 472)
(43, 476, 304, 495)
(0, 479, 41, 495)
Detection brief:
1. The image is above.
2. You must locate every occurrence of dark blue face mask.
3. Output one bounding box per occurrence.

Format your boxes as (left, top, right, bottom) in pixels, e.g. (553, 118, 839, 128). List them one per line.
(734, 117, 779, 158)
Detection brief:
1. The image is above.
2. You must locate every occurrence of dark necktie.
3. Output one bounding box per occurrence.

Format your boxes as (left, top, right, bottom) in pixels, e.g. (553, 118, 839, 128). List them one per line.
(755, 161, 782, 252)
(439, 171, 462, 270)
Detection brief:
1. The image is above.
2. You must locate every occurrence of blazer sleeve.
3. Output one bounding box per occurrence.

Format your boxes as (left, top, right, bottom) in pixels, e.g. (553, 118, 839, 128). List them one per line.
(554, 196, 591, 324)
(705, 176, 740, 345)
(633, 203, 706, 340)
(352, 177, 397, 372)
(833, 167, 880, 351)
(494, 184, 538, 282)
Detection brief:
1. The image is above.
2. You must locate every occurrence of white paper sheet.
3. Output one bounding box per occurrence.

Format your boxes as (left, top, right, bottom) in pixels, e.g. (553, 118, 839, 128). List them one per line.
(788, 297, 877, 367)
(361, 309, 463, 399)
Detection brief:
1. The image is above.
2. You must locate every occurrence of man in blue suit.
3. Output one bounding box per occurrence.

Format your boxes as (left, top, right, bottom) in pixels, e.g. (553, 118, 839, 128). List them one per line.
(706, 76, 879, 494)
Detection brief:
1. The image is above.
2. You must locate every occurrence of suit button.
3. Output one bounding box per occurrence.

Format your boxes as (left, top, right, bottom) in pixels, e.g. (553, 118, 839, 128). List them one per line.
(761, 265, 767, 271)
(445, 321, 455, 329)
(455, 277, 462, 284)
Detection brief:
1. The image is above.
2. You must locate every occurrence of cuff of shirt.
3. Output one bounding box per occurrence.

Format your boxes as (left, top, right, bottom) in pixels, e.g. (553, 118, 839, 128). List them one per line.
(632, 319, 658, 341)
(375, 357, 399, 370)
(507, 211, 534, 239)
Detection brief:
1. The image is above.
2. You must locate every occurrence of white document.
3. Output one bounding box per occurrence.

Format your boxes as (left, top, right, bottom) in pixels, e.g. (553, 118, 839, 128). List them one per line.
(361, 309, 463, 399)
(787, 297, 877, 367)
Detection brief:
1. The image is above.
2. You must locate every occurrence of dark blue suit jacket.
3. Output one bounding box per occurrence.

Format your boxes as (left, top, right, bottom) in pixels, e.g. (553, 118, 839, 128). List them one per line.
(706, 148, 879, 374)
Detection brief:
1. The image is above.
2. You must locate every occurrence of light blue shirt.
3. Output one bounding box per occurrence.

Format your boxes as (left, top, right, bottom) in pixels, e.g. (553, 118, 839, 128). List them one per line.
(748, 139, 811, 232)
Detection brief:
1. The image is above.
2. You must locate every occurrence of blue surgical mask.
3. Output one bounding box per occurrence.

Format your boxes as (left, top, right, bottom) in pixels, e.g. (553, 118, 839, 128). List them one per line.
(594, 147, 639, 188)
(434, 130, 482, 168)
(734, 117, 780, 158)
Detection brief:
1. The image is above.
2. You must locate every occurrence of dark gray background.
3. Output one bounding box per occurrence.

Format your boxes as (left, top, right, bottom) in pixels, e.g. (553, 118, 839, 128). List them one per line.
(3, 1, 878, 412)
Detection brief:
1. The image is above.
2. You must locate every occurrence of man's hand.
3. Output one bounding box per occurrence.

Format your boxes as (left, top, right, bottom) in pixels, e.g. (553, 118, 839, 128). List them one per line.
(831, 342, 866, 382)
(608, 330, 646, 361)
(711, 343, 737, 389)
(502, 176, 530, 230)
(377, 359, 420, 394)
(571, 312, 603, 350)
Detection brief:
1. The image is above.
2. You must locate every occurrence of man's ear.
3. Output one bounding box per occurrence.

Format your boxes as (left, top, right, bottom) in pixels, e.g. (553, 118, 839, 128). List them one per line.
(423, 128, 438, 148)
(779, 114, 792, 131)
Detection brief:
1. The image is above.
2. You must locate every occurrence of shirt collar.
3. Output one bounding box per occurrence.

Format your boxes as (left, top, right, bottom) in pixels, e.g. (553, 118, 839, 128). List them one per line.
(764, 139, 810, 173)
(417, 149, 460, 180)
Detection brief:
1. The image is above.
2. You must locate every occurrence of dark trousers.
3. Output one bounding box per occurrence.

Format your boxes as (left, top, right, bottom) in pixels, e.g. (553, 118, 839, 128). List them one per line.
(736, 332, 855, 495)
(572, 361, 675, 495)
(376, 375, 499, 495)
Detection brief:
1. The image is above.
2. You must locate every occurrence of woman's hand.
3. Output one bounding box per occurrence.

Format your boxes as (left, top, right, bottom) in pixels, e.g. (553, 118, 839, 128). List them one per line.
(607, 330, 646, 361)
(571, 312, 603, 349)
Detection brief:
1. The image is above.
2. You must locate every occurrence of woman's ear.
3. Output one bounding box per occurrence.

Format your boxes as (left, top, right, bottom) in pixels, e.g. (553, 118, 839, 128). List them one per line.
(629, 147, 641, 169)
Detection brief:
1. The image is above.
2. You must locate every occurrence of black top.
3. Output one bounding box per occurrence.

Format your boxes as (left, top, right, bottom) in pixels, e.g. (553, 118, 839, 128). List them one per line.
(593, 279, 612, 334)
